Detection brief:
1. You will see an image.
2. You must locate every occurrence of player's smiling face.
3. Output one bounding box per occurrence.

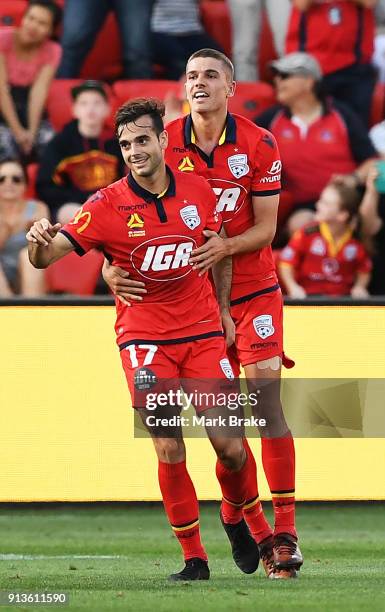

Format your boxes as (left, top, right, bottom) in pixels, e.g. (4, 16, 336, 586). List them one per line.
(118, 115, 168, 178)
(185, 57, 235, 114)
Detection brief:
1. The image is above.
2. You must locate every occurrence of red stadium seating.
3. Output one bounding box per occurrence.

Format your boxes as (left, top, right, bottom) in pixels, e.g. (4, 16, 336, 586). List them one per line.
(112, 80, 181, 109)
(0, 0, 26, 27)
(80, 12, 122, 81)
(47, 79, 114, 131)
(229, 81, 276, 120)
(45, 249, 104, 295)
(370, 82, 385, 127)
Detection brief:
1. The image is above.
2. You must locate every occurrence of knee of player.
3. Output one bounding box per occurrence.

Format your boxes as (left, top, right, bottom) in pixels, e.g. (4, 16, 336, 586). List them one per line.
(216, 440, 245, 471)
(154, 438, 186, 463)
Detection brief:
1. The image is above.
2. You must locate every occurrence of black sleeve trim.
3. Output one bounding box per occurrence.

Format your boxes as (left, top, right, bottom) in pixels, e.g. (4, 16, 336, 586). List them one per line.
(251, 189, 281, 197)
(60, 229, 86, 256)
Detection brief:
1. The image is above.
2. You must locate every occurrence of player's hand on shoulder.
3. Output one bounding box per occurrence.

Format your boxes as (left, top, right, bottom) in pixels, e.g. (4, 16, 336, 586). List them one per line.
(26, 218, 62, 246)
(102, 260, 147, 307)
(189, 230, 229, 275)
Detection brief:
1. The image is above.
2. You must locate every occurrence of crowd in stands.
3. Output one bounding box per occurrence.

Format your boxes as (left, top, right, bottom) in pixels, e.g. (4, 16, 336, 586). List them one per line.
(0, 0, 384, 298)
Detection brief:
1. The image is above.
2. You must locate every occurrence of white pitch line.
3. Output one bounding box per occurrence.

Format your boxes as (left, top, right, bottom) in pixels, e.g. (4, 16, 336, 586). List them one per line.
(0, 554, 123, 560)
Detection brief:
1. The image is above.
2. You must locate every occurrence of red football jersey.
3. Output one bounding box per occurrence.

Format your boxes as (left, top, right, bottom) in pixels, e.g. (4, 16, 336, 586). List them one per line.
(61, 168, 223, 346)
(165, 113, 282, 302)
(279, 222, 372, 296)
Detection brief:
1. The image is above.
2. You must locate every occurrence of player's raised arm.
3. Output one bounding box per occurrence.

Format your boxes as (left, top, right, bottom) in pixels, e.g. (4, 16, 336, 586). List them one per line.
(27, 218, 74, 268)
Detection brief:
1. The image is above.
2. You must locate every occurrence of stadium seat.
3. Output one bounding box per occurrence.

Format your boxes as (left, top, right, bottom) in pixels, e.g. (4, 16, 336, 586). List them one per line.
(200, 0, 231, 57)
(112, 80, 181, 109)
(45, 249, 104, 295)
(370, 82, 385, 127)
(228, 81, 276, 121)
(80, 12, 122, 81)
(0, 0, 26, 26)
(47, 79, 114, 132)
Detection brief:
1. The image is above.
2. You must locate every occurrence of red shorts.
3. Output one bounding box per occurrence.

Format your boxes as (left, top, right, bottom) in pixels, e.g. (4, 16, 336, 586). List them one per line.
(229, 285, 294, 371)
(120, 335, 238, 410)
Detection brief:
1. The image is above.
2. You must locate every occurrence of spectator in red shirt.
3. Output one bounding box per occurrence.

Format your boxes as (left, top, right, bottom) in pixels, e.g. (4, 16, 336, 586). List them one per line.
(0, 1, 62, 162)
(279, 180, 372, 297)
(255, 52, 376, 231)
(286, 0, 377, 126)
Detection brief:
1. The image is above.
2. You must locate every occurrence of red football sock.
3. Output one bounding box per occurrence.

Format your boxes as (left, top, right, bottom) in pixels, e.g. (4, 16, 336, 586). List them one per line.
(216, 447, 249, 524)
(158, 460, 207, 561)
(261, 434, 297, 538)
(242, 438, 273, 543)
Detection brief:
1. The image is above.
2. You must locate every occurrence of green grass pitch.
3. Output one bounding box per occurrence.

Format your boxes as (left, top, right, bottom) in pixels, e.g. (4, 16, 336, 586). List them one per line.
(0, 503, 384, 612)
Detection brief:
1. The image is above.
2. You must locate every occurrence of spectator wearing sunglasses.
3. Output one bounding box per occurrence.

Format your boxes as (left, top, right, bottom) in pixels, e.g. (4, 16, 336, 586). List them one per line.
(0, 1, 62, 163)
(255, 52, 377, 234)
(0, 158, 48, 296)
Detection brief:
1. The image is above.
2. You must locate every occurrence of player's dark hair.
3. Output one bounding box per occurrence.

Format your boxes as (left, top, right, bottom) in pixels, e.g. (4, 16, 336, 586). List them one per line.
(26, 0, 62, 29)
(115, 98, 165, 138)
(187, 48, 234, 82)
(0, 157, 28, 184)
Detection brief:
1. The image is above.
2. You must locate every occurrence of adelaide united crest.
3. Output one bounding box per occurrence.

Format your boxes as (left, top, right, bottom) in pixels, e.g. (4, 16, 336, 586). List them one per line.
(228, 154, 249, 179)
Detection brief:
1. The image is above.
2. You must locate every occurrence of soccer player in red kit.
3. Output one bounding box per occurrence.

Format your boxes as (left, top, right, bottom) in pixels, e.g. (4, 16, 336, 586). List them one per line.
(104, 50, 303, 578)
(26, 98, 261, 582)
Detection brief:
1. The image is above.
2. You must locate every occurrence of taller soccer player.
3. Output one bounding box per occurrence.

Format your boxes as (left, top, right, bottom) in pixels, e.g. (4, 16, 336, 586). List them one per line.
(104, 49, 303, 578)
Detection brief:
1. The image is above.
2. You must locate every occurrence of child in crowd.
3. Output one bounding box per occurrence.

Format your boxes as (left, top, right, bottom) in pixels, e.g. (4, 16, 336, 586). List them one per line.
(279, 181, 372, 298)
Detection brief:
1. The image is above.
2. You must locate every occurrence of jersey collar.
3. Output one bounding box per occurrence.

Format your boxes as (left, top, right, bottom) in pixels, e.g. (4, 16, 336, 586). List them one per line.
(127, 165, 176, 202)
(320, 221, 353, 257)
(183, 112, 237, 147)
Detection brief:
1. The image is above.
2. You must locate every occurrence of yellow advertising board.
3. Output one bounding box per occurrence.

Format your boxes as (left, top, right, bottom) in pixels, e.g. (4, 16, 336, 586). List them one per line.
(0, 305, 384, 501)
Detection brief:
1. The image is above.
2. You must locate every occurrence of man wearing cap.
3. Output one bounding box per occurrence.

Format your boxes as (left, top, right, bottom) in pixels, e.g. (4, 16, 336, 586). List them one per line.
(255, 52, 377, 230)
(37, 80, 125, 220)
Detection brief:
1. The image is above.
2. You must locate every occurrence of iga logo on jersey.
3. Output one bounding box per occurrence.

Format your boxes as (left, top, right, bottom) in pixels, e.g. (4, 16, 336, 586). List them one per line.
(220, 358, 234, 379)
(208, 178, 247, 221)
(228, 154, 249, 179)
(180, 205, 201, 230)
(253, 314, 275, 339)
(131, 235, 196, 281)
